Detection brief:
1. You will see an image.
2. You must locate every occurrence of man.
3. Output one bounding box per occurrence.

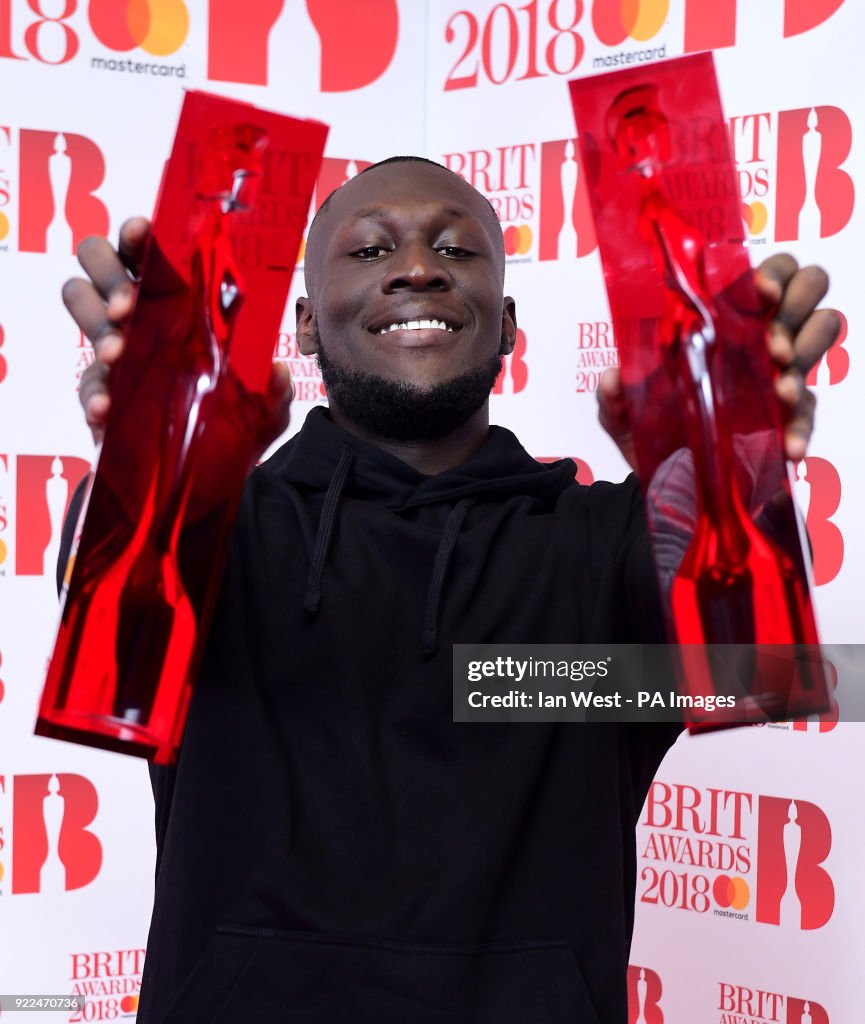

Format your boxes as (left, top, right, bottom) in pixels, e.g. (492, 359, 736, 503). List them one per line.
(63, 157, 837, 1023)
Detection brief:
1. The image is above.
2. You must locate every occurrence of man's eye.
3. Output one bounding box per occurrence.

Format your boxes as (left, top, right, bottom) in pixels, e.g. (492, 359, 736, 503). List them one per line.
(352, 246, 388, 259)
(437, 246, 471, 258)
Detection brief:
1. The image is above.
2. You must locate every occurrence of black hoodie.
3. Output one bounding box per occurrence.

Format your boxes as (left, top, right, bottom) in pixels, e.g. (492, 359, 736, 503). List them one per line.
(65, 407, 679, 1023)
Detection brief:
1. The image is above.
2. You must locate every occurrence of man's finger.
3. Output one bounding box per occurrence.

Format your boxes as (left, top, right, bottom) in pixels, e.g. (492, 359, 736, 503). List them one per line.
(596, 367, 625, 419)
(788, 308, 841, 376)
(768, 265, 830, 349)
(78, 361, 111, 440)
(117, 217, 151, 279)
(61, 277, 125, 361)
(753, 253, 799, 306)
(596, 367, 639, 469)
(783, 388, 816, 462)
(76, 235, 136, 315)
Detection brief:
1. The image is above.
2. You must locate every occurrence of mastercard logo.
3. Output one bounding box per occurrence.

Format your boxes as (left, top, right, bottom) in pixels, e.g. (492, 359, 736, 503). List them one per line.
(120, 994, 139, 1014)
(593, 0, 670, 46)
(503, 223, 532, 257)
(742, 201, 768, 236)
(714, 874, 750, 910)
(88, 0, 190, 57)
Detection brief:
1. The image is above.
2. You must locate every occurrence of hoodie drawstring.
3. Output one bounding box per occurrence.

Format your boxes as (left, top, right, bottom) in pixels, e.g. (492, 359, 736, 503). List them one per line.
(422, 499, 471, 657)
(303, 445, 355, 614)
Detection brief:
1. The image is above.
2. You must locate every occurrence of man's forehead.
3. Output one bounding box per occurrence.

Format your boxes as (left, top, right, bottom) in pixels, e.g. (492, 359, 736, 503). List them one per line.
(340, 204, 478, 226)
(326, 162, 492, 225)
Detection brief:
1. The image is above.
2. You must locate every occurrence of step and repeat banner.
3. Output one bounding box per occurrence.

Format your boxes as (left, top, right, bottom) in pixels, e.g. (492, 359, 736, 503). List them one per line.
(0, 2, 861, 1021)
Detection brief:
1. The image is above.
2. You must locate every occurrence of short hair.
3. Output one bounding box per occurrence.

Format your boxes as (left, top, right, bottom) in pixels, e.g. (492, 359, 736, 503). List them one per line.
(316, 155, 502, 227)
(304, 155, 504, 291)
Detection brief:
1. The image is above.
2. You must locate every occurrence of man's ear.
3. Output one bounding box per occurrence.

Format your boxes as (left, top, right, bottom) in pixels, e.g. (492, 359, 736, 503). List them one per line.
(499, 297, 517, 356)
(296, 297, 318, 355)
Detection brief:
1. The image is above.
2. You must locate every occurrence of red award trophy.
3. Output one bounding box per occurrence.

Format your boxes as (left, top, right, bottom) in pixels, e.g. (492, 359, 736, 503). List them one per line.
(569, 55, 829, 728)
(37, 92, 328, 762)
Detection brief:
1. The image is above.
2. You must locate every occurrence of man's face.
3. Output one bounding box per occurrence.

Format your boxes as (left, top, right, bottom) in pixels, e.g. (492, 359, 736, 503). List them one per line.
(297, 161, 516, 441)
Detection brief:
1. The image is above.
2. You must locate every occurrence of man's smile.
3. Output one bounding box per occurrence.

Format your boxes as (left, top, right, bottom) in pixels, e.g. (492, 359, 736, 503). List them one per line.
(366, 309, 464, 334)
(376, 319, 456, 335)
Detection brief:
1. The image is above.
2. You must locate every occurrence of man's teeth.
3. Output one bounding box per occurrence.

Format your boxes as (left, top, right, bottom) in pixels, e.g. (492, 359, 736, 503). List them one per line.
(378, 319, 455, 334)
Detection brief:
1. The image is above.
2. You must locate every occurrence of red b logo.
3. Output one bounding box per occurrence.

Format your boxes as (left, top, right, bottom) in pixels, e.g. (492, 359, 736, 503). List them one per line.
(805, 310, 848, 387)
(538, 139, 596, 261)
(493, 328, 528, 394)
(684, 0, 846, 50)
(11, 773, 102, 894)
(756, 796, 834, 929)
(15, 454, 90, 576)
(207, 1, 399, 90)
(794, 457, 843, 587)
(208, 0, 284, 85)
(306, 0, 399, 92)
(627, 965, 663, 1023)
(18, 129, 109, 254)
(787, 997, 830, 1024)
(775, 107, 854, 242)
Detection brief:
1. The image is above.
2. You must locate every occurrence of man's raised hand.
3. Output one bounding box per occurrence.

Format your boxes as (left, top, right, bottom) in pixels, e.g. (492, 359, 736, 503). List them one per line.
(597, 256, 841, 471)
(62, 217, 294, 454)
(63, 217, 149, 443)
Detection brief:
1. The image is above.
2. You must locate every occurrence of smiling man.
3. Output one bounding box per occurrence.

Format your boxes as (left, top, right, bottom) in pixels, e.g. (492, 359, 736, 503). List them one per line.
(297, 156, 517, 461)
(63, 156, 837, 1024)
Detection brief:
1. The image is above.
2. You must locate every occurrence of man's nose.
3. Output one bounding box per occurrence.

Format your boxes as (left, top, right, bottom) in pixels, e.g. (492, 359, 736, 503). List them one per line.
(382, 242, 450, 291)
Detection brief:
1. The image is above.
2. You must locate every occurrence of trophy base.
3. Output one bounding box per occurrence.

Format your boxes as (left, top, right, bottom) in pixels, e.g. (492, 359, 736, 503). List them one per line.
(35, 709, 163, 761)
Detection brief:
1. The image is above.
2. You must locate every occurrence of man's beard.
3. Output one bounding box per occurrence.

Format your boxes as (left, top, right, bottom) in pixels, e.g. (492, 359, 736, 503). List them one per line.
(316, 339, 503, 442)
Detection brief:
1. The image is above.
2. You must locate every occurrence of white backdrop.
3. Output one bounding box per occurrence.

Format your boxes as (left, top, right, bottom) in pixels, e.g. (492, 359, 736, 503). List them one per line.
(0, 2, 860, 1021)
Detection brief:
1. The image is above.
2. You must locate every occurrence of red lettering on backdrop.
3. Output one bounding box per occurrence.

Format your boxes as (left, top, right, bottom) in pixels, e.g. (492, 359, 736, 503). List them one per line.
(538, 139, 596, 261)
(775, 107, 854, 242)
(785, 0, 846, 37)
(800, 457, 843, 586)
(18, 130, 108, 254)
(23, 0, 79, 64)
(15, 455, 90, 576)
(627, 966, 664, 1024)
(786, 998, 830, 1024)
(306, 0, 399, 92)
(806, 311, 848, 386)
(12, 774, 102, 893)
(755, 796, 834, 929)
(207, 0, 285, 85)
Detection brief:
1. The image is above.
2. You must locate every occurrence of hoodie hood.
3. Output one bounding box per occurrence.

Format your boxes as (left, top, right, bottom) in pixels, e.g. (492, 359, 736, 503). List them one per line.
(265, 406, 579, 508)
(262, 408, 582, 654)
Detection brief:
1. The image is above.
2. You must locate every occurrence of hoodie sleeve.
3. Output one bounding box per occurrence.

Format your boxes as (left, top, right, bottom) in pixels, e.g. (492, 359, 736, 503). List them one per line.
(618, 475, 668, 642)
(619, 478, 684, 790)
